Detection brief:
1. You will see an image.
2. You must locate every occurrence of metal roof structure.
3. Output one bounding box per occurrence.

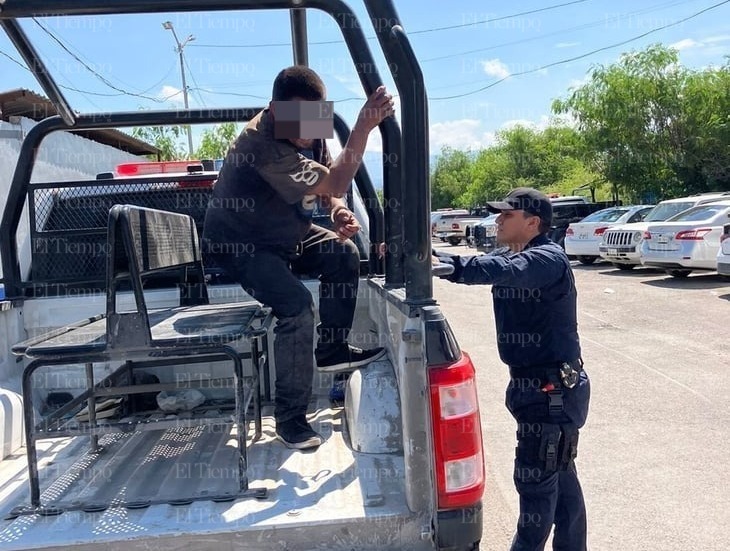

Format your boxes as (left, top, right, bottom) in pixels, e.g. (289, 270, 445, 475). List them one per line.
(0, 88, 159, 156)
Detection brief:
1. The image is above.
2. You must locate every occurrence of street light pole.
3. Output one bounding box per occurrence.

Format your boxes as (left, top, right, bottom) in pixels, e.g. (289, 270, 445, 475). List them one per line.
(162, 20, 194, 157)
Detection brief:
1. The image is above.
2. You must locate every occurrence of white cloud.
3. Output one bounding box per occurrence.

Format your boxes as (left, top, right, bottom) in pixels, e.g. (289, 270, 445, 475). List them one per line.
(480, 59, 510, 79)
(429, 119, 496, 153)
(555, 42, 580, 49)
(159, 85, 185, 105)
(669, 38, 702, 51)
(332, 74, 367, 99)
(704, 34, 730, 43)
(500, 116, 552, 133)
(568, 75, 590, 90)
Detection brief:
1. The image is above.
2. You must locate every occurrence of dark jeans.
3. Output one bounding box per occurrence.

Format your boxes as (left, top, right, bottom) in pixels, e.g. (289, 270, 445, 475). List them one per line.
(206, 225, 359, 424)
(506, 369, 591, 551)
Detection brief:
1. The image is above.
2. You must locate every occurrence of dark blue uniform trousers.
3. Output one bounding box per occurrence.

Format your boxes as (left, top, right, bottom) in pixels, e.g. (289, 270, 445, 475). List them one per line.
(506, 369, 590, 551)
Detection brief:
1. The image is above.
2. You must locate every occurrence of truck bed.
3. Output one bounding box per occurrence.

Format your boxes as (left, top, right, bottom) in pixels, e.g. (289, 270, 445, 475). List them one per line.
(0, 392, 425, 550)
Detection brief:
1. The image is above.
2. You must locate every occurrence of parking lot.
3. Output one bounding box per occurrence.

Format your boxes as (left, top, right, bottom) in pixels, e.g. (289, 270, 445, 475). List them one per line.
(432, 241, 730, 551)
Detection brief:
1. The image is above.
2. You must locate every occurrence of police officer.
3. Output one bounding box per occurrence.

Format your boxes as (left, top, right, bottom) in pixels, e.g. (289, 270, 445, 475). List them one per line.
(433, 187, 590, 551)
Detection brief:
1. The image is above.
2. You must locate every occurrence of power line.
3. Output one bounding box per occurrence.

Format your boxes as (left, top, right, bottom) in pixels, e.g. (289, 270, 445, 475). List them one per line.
(409, 0, 591, 35)
(189, 88, 368, 104)
(422, 0, 694, 64)
(0, 49, 28, 70)
(190, 0, 593, 49)
(431, 0, 730, 101)
(32, 17, 167, 103)
(183, 56, 207, 108)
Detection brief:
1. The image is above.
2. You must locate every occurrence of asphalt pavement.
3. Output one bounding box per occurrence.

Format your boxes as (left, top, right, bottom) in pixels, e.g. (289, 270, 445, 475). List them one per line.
(431, 241, 730, 551)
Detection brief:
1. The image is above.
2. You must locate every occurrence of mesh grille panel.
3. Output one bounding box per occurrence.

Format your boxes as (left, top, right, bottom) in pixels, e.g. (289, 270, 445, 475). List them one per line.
(31, 180, 212, 286)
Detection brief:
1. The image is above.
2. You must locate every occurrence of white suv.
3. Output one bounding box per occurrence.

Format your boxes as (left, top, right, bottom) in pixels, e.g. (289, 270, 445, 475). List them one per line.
(599, 192, 730, 270)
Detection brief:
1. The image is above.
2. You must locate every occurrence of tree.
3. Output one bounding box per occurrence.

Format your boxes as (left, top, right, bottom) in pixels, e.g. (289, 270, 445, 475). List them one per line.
(552, 44, 730, 201)
(131, 125, 186, 161)
(430, 146, 475, 209)
(195, 123, 239, 160)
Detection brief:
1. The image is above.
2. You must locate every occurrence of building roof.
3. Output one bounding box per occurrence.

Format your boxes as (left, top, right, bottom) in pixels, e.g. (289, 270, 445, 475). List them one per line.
(0, 88, 159, 156)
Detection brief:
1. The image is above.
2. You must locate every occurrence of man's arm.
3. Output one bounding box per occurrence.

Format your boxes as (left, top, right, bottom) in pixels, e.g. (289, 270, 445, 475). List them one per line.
(329, 196, 361, 242)
(434, 248, 565, 288)
(308, 86, 394, 197)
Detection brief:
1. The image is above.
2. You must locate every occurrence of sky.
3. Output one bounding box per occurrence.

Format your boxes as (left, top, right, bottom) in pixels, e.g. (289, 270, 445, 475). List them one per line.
(1, 0, 729, 162)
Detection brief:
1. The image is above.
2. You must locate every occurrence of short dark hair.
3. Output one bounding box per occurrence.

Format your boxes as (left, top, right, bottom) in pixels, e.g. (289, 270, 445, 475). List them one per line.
(272, 66, 326, 101)
(521, 211, 551, 234)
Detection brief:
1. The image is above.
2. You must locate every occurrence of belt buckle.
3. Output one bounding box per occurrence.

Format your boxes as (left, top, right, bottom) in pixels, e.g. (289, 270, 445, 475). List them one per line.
(559, 362, 578, 389)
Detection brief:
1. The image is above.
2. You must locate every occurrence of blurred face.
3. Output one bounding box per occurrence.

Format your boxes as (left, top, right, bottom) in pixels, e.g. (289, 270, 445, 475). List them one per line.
(496, 210, 541, 250)
(270, 94, 332, 150)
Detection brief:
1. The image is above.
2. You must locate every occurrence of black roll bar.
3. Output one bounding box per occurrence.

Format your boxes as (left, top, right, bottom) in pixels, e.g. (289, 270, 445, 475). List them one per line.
(0, 0, 427, 299)
(364, 1, 432, 303)
(0, 20, 76, 126)
(289, 8, 308, 66)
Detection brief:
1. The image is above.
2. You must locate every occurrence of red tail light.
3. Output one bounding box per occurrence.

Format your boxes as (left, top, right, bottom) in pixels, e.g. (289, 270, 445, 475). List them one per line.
(566, 227, 574, 236)
(451, 223, 460, 230)
(594, 226, 608, 236)
(429, 352, 485, 509)
(675, 228, 711, 240)
(643, 231, 652, 240)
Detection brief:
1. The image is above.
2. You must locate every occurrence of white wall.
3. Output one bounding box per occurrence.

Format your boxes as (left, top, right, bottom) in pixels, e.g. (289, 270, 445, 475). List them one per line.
(0, 119, 147, 459)
(0, 117, 144, 279)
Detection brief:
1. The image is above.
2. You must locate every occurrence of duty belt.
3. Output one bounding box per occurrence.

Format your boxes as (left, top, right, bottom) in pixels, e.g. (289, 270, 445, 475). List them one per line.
(509, 359, 583, 416)
(509, 358, 583, 387)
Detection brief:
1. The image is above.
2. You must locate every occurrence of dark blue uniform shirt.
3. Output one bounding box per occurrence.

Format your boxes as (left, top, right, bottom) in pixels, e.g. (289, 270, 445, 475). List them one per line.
(439, 234, 581, 368)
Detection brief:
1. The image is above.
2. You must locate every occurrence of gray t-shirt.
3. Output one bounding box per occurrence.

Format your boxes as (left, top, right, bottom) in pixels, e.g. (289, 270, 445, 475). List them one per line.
(202, 109, 331, 252)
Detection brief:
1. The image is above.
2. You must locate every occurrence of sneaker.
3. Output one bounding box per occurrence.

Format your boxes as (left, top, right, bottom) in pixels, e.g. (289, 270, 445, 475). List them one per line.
(276, 416, 324, 450)
(329, 373, 349, 403)
(316, 344, 386, 373)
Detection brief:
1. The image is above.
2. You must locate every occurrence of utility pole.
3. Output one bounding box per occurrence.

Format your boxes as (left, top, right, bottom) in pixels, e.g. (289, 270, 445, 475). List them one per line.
(162, 20, 195, 157)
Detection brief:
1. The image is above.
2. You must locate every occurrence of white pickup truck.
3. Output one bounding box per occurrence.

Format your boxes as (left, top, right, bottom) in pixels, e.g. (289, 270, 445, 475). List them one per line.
(434, 213, 484, 246)
(0, 2, 485, 550)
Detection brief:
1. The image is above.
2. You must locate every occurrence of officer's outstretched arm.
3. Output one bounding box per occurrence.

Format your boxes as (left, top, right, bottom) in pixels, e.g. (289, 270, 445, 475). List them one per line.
(433, 249, 564, 287)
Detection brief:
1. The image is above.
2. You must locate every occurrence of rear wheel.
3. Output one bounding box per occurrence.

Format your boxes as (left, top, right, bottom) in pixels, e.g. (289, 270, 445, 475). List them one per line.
(666, 269, 692, 278)
(577, 255, 596, 265)
(448, 237, 462, 246)
(612, 263, 635, 271)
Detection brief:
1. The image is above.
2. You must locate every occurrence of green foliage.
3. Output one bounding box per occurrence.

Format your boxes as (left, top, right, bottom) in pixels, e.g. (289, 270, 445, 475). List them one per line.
(431, 124, 602, 209)
(195, 123, 239, 160)
(430, 147, 476, 209)
(552, 44, 730, 200)
(432, 44, 729, 209)
(131, 125, 186, 161)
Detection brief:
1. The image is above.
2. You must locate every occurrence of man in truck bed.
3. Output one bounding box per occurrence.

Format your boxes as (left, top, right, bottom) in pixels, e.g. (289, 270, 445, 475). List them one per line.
(202, 66, 393, 449)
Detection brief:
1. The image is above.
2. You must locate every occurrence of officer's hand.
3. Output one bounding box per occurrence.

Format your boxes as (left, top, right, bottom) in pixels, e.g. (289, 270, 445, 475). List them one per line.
(432, 251, 458, 278)
(357, 86, 395, 132)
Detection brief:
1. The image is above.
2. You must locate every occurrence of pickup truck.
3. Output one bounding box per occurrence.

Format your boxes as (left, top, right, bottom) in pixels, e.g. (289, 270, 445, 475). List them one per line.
(548, 198, 622, 250)
(0, 2, 484, 550)
(433, 213, 484, 246)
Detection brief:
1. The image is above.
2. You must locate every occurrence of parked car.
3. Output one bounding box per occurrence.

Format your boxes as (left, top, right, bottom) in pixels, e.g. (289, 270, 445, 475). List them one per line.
(471, 214, 499, 251)
(433, 212, 483, 246)
(717, 222, 730, 277)
(599, 192, 730, 270)
(431, 209, 468, 240)
(639, 200, 730, 277)
(548, 198, 621, 249)
(565, 205, 654, 265)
